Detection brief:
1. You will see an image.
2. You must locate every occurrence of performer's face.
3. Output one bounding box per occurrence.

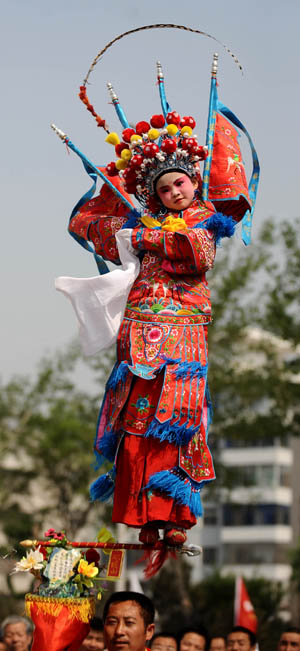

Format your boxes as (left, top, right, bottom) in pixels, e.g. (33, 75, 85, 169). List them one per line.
(156, 172, 197, 211)
(104, 600, 155, 651)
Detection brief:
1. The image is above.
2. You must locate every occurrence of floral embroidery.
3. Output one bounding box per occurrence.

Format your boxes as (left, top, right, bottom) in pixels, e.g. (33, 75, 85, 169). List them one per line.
(131, 395, 155, 414)
(145, 326, 165, 343)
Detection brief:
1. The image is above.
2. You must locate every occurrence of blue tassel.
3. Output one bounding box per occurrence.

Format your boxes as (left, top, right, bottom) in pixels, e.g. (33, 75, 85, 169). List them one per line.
(196, 212, 236, 246)
(173, 361, 208, 380)
(106, 361, 129, 390)
(144, 418, 197, 446)
(96, 429, 118, 463)
(90, 468, 116, 502)
(121, 208, 141, 229)
(146, 469, 203, 518)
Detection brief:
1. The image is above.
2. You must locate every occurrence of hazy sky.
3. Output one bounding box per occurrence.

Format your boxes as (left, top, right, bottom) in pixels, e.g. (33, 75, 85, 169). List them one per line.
(2, 0, 299, 381)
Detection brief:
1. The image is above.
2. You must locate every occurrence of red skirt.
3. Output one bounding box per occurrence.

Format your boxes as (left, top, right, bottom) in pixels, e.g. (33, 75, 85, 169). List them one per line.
(112, 432, 196, 529)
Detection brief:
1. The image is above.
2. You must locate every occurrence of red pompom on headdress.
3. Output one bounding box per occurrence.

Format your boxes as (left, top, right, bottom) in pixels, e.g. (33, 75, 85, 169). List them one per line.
(104, 108, 207, 210)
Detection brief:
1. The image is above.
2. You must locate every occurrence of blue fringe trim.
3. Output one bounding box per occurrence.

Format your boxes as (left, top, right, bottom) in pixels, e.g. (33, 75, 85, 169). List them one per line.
(144, 418, 197, 446)
(95, 429, 118, 463)
(172, 361, 208, 380)
(90, 467, 116, 502)
(159, 354, 181, 365)
(196, 212, 236, 246)
(106, 361, 129, 390)
(146, 468, 203, 518)
(121, 208, 141, 229)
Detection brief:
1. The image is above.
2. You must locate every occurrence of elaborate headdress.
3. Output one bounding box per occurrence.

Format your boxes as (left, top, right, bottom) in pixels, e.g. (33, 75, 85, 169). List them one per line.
(52, 24, 259, 249)
(103, 75, 208, 209)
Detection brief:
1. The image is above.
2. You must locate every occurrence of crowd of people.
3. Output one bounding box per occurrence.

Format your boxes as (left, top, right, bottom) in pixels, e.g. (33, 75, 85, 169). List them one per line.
(1, 591, 300, 651)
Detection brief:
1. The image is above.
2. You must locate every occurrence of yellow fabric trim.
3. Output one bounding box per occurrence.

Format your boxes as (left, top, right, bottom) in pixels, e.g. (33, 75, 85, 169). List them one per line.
(25, 594, 95, 623)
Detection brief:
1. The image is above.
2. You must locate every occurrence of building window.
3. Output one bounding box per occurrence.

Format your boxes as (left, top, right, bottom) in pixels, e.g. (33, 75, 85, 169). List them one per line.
(225, 464, 291, 489)
(223, 542, 289, 564)
(222, 504, 290, 527)
(203, 547, 217, 564)
(204, 507, 218, 526)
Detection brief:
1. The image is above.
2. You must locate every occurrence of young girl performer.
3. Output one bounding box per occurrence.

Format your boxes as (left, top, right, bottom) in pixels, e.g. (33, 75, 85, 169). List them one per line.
(55, 41, 258, 548)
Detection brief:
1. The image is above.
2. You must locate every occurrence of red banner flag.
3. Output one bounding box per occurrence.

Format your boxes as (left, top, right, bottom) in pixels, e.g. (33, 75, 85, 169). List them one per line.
(234, 576, 258, 633)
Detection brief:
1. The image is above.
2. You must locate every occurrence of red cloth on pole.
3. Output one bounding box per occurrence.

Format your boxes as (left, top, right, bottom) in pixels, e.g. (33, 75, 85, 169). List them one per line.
(26, 595, 94, 651)
(234, 576, 258, 633)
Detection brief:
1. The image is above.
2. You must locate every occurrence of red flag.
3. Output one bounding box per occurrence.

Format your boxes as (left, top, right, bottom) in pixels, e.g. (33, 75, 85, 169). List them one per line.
(234, 576, 258, 633)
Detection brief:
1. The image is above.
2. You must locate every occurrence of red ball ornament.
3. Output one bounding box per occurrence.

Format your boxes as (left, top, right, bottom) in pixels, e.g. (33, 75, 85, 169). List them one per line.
(125, 182, 137, 194)
(130, 154, 144, 168)
(122, 128, 136, 142)
(189, 143, 200, 154)
(194, 146, 208, 160)
(150, 114, 165, 128)
(185, 137, 198, 151)
(115, 142, 129, 157)
(161, 138, 177, 154)
(180, 116, 196, 129)
(123, 168, 137, 182)
(181, 139, 191, 151)
(136, 121, 150, 135)
(143, 143, 159, 157)
(166, 111, 181, 126)
(106, 162, 119, 176)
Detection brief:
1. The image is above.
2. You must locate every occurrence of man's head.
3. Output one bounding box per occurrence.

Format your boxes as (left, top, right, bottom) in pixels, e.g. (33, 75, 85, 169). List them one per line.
(155, 171, 198, 212)
(178, 626, 208, 651)
(151, 633, 178, 651)
(226, 627, 256, 651)
(103, 591, 155, 651)
(1, 616, 33, 651)
(278, 627, 300, 651)
(80, 617, 104, 650)
(209, 637, 226, 651)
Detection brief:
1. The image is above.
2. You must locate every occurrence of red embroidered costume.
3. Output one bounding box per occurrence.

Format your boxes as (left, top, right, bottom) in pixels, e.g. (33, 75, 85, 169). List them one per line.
(70, 192, 217, 530)
(55, 50, 257, 540)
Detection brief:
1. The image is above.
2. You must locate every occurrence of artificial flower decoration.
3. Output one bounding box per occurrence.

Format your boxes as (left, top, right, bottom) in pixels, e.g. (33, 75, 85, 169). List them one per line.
(12, 548, 44, 573)
(77, 559, 99, 579)
(44, 528, 67, 545)
(13, 528, 115, 602)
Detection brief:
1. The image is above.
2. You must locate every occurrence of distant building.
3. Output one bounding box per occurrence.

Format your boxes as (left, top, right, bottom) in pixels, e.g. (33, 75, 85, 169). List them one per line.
(187, 328, 300, 584)
(191, 436, 294, 583)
